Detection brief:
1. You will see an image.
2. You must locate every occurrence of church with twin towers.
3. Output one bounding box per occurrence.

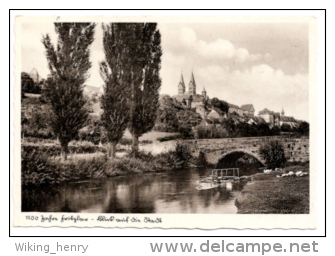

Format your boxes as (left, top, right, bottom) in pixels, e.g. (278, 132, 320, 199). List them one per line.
(173, 71, 209, 110)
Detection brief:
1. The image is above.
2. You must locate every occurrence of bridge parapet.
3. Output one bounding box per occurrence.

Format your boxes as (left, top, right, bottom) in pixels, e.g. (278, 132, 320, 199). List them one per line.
(183, 136, 309, 165)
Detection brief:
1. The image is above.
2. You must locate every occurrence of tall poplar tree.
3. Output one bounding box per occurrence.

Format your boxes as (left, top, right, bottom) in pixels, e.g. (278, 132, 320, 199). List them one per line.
(100, 23, 131, 158)
(42, 23, 95, 161)
(127, 23, 162, 154)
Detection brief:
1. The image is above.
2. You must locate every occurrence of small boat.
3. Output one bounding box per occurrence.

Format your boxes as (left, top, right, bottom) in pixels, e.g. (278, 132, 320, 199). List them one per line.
(196, 183, 220, 191)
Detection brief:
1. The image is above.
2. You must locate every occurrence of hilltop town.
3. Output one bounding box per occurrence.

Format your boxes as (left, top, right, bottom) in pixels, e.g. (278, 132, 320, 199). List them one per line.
(82, 70, 305, 133)
(22, 68, 308, 141)
(171, 71, 301, 129)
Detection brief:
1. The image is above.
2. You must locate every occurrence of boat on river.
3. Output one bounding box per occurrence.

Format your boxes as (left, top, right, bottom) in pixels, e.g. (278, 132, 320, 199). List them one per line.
(196, 182, 220, 191)
(196, 168, 241, 191)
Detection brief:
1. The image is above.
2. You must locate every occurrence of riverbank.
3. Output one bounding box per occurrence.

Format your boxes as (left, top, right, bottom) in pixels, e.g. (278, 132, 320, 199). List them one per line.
(235, 163, 309, 214)
(21, 142, 197, 187)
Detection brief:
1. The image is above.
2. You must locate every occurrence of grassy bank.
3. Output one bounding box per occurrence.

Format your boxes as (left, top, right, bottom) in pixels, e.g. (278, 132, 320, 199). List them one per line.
(21, 143, 196, 187)
(235, 164, 309, 214)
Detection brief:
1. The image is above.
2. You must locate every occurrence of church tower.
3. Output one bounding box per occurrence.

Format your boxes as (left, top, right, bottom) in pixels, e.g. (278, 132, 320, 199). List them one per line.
(281, 107, 285, 116)
(29, 68, 39, 83)
(178, 73, 186, 95)
(202, 87, 207, 98)
(188, 71, 196, 95)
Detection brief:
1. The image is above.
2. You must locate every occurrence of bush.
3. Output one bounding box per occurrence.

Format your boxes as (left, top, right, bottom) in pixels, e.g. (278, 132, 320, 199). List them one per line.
(168, 142, 192, 167)
(21, 149, 66, 186)
(21, 72, 42, 94)
(21, 141, 196, 186)
(259, 140, 287, 169)
(156, 134, 181, 142)
(77, 118, 106, 145)
(281, 123, 293, 132)
(22, 144, 107, 157)
(105, 158, 147, 175)
(196, 151, 207, 167)
(297, 121, 309, 136)
(194, 125, 229, 139)
(21, 148, 109, 186)
(22, 137, 55, 144)
(155, 108, 179, 132)
(211, 98, 229, 113)
(21, 149, 176, 186)
(21, 98, 55, 139)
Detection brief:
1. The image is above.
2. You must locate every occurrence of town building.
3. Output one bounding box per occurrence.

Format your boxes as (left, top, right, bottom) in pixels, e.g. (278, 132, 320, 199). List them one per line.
(274, 112, 281, 127)
(247, 116, 266, 125)
(228, 103, 243, 116)
(240, 104, 255, 116)
(258, 107, 298, 128)
(258, 108, 275, 125)
(195, 105, 210, 120)
(207, 107, 226, 123)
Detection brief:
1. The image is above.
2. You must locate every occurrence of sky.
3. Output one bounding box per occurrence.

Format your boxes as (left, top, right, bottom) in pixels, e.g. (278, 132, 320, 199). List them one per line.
(21, 21, 309, 121)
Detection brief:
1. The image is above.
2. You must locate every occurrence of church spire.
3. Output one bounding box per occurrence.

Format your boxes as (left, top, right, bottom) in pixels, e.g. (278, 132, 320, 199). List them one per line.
(178, 72, 186, 95)
(281, 107, 285, 116)
(189, 71, 196, 95)
(202, 87, 207, 98)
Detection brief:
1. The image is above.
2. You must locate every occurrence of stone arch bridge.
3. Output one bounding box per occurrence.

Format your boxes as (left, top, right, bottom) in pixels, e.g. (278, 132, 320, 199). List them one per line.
(184, 136, 309, 166)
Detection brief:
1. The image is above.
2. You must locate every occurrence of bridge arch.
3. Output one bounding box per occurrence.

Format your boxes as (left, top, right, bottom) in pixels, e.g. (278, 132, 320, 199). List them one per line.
(215, 151, 266, 175)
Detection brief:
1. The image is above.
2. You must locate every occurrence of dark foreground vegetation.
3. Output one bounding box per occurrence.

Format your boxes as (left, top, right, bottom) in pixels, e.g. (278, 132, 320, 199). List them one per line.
(21, 143, 197, 187)
(235, 163, 309, 214)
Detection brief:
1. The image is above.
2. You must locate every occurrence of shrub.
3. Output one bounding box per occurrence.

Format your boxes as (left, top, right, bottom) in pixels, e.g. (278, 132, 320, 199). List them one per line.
(77, 118, 106, 145)
(22, 137, 55, 144)
(21, 149, 67, 186)
(211, 98, 229, 113)
(21, 141, 195, 186)
(194, 125, 229, 139)
(21, 72, 42, 94)
(21, 99, 55, 139)
(168, 142, 192, 168)
(22, 144, 107, 157)
(178, 124, 194, 139)
(63, 157, 108, 180)
(22, 148, 109, 186)
(259, 140, 287, 169)
(156, 134, 182, 142)
(196, 151, 207, 167)
(297, 121, 309, 136)
(281, 123, 293, 132)
(105, 158, 147, 175)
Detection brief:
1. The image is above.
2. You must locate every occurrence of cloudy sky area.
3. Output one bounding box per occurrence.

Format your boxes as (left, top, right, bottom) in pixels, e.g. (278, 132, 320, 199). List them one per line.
(21, 22, 309, 121)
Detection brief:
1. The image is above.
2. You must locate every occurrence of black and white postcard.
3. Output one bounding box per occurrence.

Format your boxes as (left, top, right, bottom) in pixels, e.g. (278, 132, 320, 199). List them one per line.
(13, 15, 317, 229)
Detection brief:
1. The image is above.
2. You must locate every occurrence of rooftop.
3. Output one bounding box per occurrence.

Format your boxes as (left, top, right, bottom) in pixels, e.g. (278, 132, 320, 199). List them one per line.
(240, 104, 254, 111)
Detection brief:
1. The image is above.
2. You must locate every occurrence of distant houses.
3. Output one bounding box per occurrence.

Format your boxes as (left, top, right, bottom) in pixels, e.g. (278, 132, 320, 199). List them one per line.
(258, 107, 298, 128)
(172, 71, 256, 125)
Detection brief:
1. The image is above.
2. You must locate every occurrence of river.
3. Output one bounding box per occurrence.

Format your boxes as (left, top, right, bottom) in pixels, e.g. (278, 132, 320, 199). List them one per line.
(22, 168, 246, 214)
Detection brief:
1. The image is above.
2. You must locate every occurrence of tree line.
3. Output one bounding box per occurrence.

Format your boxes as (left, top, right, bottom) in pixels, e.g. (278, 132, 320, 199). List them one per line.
(41, 22, 161, 161)
(21, 72, 44, 94)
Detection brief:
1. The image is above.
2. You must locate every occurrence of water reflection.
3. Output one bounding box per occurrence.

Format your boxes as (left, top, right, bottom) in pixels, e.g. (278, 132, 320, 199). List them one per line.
(22, 168, 244, 214)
